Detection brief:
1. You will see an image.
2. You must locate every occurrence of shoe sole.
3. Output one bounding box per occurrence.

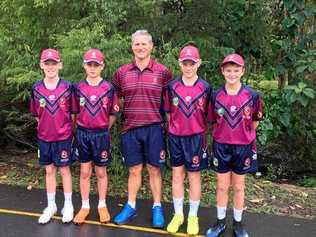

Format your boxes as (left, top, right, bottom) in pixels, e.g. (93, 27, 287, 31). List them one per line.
(114, 213, 137, 225)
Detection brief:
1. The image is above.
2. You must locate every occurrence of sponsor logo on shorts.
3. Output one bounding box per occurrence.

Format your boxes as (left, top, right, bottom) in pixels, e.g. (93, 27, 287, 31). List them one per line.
(202, 152, 207, 159)
(244, 157, 251, 169)
(39, 98, 46, 107)
(160, 150, 166, 160)
(217, 107, 225, 116)
(252, 153, 257, 160)
(213, 157, 219, 167)
(172, 97, 179, 106)
(61, 150, 69, 160)
(74, 148, 79, 157)
(80, 97, 85, 106)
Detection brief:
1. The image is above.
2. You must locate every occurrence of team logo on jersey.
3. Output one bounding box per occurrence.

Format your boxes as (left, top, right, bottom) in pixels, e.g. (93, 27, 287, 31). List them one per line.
(80, 97, 85, 106)
(114, 104, 120, 112)
(160, 150, 166, 160)
(244, 157, 251, 169)
(101, 150, 108, 159)
(152, 77, 158, 83)
(39, 98, 46, 107)
(217, 107, 225, 116)
(61, 150, 68, 159)
(102, 97, 108, 108)
(172, 97, 179, 106)
(185, 96, 192, 102)
(90, 95, 97, 102)
(213, 157, 219, 167)
(230, 105, 237, 112)
(59, 97, 66, 107)
(198, 98, 204, 107)
(192, 155, 200, 165)
(243, 106, 251, 117)
(48, 95, 56, 101)
(257, 111, 263, 119)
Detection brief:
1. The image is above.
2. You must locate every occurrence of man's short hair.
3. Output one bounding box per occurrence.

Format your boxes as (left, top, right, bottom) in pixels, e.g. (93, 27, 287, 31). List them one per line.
(131, 30, 153, 43)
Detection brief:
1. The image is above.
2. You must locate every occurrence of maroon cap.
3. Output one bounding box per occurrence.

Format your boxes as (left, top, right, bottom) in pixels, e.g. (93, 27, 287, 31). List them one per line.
(179, 45, 200, 63)
(83, 48, 104, 65)
(40, 49, 61, 62)
(221, 53, 245, 67)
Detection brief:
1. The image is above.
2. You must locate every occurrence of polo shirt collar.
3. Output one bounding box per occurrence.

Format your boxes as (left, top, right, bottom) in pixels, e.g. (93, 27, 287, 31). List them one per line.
(131, 58, 154, 72)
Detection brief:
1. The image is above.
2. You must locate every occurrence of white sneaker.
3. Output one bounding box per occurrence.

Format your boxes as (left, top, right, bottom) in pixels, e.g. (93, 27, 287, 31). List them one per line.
(61, 205, 74, 223)
(38, 205, 57, 224)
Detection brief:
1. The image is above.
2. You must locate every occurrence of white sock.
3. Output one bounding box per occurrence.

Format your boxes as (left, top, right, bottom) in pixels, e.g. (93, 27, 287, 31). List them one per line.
(153, 202, 161, 208)
(188, 199, 200, 217)
(173, 197, 184, 216)
(98, 199, 106, 208)
(233, 208, 243, 222)
(47, 192, 56, 207)
(82, 199, 90, 209)
(128, 201, 136, 209)
(64, 192, 72, 207)
(217, 206, 227, 220)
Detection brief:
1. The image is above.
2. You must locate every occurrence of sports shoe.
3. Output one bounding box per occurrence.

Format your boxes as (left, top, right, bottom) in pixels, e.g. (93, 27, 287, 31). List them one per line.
(152, 206, 165, 228)
(38, 204, 57, 224)
(187, 215, 199, 235)
(113, 203, 137, 225)
(73, 208, 90, 224)
(206, 218, 227, 237)
(61, 205, 74, 223)
(233, 220, 249, 237)
(167, 214, 184, 233)
(98, 207, 110, 223)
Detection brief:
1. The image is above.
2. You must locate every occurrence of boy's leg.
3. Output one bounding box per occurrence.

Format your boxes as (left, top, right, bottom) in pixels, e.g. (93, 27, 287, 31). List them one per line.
(59, 166, 74, 223)
(167, 166, 185, 233)
(73, 162, 92, 224)
(187, 171, 201, 235)
(95, 165, 110, 223)
(38, 164, 57, 224)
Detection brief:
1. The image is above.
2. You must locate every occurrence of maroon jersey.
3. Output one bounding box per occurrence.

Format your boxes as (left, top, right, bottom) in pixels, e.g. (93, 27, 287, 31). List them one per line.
(112, 59, 172, 132)
(72, 80, 119, 129)
(209, 85, 263, 145)
(30, 79, 73, 142)
(164, 77, 211, 136)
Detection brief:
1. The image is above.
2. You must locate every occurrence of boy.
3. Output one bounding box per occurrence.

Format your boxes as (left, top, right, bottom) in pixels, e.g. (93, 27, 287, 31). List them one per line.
(72, 48, 119, 224)
(164, 45, 211, 235)
(30, 48, 74, 224)
(206, 53, 263, 237)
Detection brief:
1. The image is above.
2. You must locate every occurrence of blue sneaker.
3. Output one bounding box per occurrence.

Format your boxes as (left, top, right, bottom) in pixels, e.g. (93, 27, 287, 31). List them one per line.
(113, 203, 137, 225)
(206, 219, 227, 237)
(152, 206, 165, 228)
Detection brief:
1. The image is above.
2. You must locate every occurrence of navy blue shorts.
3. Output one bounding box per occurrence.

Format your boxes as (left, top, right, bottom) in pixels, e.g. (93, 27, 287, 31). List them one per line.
(211, 140, 257, 174)
(74, 126, 111, 167)
(121, 123, 166, 167)
(168, 133, 208, 172)
(38, 138, 73, 167)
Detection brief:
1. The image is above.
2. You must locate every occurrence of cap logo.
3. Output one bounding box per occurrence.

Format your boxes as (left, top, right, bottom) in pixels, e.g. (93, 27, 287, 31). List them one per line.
(228, 55, 234, 61)
(48, 51, 53, 56)
(92, 52, 97, 58)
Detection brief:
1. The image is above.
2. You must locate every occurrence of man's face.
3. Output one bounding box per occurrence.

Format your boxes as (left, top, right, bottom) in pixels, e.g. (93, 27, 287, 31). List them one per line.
(131, 35, 153, 61)
(40, 60, 62, 79)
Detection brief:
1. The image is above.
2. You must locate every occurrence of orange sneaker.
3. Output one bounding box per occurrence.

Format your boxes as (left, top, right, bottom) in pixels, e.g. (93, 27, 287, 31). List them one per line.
(98, 207, 110, 223)
(73, 208, 90, 224)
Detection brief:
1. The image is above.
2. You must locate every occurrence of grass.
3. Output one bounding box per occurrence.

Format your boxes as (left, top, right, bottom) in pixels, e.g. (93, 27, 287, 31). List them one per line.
(0, 149, 315, 220)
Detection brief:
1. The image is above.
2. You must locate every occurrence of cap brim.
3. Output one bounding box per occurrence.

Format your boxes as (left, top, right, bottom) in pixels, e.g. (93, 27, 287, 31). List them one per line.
(41, 58, 61, 62)
(84, 59, 104, 64)
(221, 60, 244, 67)
(179, 57, 199, 63)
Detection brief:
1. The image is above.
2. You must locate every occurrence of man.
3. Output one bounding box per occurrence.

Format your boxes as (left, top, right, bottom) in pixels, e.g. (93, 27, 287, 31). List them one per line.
(112, 30, 172, 228)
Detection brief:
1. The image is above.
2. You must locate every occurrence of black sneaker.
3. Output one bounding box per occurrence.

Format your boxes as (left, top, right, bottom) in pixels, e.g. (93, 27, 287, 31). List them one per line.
(206, 218, 227, 237)
(233, 220, 249, 237)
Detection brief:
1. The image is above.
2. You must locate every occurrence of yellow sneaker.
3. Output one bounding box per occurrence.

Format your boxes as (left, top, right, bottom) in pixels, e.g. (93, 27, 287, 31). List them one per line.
(187, 215, 199, 235)
(167, 214, 184, 233)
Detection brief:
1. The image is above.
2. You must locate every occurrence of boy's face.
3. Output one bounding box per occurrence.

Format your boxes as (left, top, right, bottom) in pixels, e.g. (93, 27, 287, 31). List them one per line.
(221, 63, 245, 86)
(131, 35, 153, 61)
(40, 60, 62, 79)
(83, 62, 104, 79)
(179, 60, 201, 80)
